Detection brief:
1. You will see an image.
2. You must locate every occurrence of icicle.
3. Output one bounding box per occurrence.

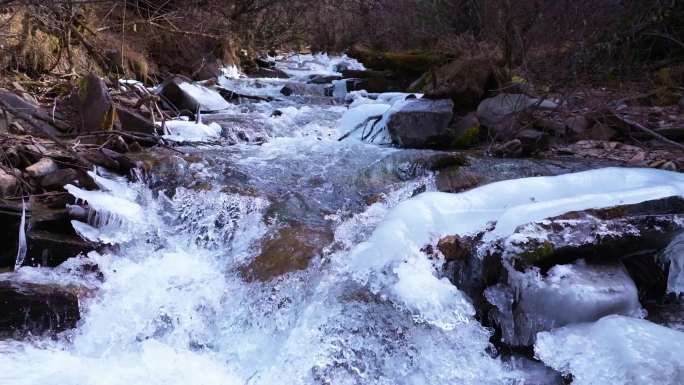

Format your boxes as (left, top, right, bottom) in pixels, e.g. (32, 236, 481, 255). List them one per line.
(14, 199, 27, 270)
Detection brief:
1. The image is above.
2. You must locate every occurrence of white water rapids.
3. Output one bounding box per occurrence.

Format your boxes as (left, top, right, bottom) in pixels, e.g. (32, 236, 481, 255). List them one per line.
(2, 54, 684, 385)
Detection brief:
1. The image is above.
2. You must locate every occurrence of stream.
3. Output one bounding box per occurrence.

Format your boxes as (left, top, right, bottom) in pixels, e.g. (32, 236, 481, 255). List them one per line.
(1, 54, 684, 385)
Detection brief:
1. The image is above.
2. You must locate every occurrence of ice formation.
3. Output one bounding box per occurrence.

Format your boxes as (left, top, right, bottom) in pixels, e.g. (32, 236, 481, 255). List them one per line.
(161, 120, 223, 142)
(535, 315, 684, 385)
(487, 260, 643, 346)
(662, 232, 684, 295)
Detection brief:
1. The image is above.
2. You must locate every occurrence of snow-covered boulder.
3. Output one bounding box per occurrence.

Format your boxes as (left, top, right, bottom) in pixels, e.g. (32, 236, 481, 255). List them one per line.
(535, 315, 684, 385)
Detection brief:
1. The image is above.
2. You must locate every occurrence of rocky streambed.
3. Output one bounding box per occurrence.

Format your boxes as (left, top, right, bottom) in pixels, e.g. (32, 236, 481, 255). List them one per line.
(1, 54, 684, 385)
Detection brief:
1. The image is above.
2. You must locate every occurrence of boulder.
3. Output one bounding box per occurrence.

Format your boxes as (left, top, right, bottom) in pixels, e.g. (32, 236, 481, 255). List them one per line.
(476, 94, 558, 138)
(0, 281, 80, 338)
(415, 56, 504, 110)
(386, 98, 455, 148)
(73, 73, 117, 133)
(158, 76, 231, 113)
(20, 197, 93, 267)
(25, 158, 58, 178)
(40, 168, 93, 192)
(255, 57, 275, 68)
(490, 196, 684, 271)
(0, 168, 18, 198)
(117, 106, 157, 136)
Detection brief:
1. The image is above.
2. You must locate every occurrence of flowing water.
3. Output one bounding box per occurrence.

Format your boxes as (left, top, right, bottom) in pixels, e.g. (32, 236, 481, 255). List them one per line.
(2, 54, 683, 385)
(0, 54, 521, 385)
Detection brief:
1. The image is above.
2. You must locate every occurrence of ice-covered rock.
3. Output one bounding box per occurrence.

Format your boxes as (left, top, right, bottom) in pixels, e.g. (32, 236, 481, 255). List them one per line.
(348, 167, 684, 334)
(535, 315, 684, 385)
(477, 196, 684, 272)
(158, 76, 231, 112)
(337, 103, 391, 143)
(487, 260, 642, 347)
(440, 195, 684, 347)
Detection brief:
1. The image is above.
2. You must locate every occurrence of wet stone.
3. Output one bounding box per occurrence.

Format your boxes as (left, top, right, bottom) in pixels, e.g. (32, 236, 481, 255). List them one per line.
(241, 224, 334, 281)
(0, 280, 80, 339)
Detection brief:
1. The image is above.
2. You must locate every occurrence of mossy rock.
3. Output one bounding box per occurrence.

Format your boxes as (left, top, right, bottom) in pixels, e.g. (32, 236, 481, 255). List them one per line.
(349, 44, 451, 79)
(420, 55, 507, 111)
(452, 123, 480, 148)
(241, 224, 334, 282)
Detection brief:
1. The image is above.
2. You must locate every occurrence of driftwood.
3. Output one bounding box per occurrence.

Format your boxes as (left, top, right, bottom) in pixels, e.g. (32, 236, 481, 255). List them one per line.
(613, 111, 684, 151)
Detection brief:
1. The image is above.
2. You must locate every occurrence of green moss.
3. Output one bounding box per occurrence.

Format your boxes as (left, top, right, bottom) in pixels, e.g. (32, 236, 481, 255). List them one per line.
(517, 241, 555, 267)
(511, 75, 527, 84)
(451, 123, 480, 148)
